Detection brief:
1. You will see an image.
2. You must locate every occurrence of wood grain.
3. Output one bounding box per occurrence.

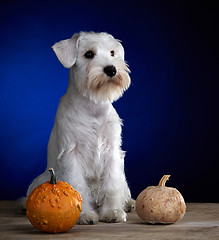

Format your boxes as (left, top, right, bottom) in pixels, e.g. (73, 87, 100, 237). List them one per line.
(0, 201, 218, 239)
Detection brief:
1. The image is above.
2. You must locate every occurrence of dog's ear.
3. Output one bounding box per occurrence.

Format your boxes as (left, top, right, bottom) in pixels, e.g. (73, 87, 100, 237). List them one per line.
(52, 34, 80, 68)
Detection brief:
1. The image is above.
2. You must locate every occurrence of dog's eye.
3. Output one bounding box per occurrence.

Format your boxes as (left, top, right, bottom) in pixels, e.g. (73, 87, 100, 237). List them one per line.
(84, 50, 95, 59)
(110, 50, 115, 57)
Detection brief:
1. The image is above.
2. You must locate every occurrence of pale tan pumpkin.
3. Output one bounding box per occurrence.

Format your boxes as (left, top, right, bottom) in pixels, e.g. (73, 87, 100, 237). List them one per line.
(26, 168, 82, 233)
(135, 175, 186, 224)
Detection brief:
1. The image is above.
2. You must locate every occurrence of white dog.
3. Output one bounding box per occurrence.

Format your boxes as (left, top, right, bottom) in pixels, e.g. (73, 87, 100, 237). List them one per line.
(26, 32, 134, 224)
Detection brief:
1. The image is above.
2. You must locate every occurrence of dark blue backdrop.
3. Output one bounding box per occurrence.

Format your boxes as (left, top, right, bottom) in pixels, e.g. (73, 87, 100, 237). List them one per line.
(0, 0, 218, 202)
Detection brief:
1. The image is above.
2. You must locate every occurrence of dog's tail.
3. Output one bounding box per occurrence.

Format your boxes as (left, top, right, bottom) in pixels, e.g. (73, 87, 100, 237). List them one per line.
(16, 197, 26, 214)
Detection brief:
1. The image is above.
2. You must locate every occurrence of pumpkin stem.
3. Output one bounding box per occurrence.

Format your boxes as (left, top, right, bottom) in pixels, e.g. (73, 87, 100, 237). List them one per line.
(158, 175, 170, 187)
(48, 168, 57, 185)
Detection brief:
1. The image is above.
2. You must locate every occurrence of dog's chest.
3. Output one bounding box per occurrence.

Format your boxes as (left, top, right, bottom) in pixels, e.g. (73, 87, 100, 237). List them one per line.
(80, 117, 111, 161)
(73, 106, 116, 175)
(57, 98, 120, 177)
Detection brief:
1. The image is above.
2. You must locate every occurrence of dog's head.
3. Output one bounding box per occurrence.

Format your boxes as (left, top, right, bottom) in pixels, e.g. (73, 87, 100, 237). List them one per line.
(52, 32, 130, 103)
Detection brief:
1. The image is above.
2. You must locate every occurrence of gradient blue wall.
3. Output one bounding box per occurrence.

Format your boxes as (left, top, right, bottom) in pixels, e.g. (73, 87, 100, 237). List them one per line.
(0, 0, 217, 202)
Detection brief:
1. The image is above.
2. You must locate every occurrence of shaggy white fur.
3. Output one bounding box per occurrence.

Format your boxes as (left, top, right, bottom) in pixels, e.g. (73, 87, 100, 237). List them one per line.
(26, 32, 134, 224)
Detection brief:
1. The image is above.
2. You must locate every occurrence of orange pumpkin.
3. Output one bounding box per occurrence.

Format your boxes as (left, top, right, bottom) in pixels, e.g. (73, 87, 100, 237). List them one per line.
(26, 168, 82, 233)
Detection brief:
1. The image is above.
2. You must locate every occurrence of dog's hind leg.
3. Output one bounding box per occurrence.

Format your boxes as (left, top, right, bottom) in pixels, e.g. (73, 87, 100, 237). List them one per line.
(16, 170, 51, 213)
(26, 170, 51, 197)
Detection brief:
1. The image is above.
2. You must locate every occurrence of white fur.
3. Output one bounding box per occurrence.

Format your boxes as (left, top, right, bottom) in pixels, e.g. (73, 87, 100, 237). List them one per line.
(26, 32, 134, 224)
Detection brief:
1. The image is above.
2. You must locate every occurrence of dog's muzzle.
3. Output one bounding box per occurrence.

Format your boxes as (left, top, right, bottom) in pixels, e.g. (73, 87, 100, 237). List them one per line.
(104, 65, 117, 78)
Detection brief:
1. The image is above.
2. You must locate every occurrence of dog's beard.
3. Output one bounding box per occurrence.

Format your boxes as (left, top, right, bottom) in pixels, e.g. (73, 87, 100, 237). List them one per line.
(82, 63, 130, 103)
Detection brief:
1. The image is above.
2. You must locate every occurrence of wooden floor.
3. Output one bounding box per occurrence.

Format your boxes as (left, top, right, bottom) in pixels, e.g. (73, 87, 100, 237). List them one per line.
(0, 201, 218, 240)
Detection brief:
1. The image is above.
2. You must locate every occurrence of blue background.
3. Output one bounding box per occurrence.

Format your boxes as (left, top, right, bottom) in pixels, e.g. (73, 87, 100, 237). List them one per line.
(0, 0, 218, 202)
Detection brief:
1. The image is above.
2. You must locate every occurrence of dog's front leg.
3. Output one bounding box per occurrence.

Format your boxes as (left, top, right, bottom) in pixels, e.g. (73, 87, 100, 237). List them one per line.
(57, 145, 99, 225)
(99, 149, 127, 223)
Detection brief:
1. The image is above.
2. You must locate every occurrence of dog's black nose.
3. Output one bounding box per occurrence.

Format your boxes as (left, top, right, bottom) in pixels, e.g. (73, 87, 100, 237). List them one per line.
(104, 65, 117, 77)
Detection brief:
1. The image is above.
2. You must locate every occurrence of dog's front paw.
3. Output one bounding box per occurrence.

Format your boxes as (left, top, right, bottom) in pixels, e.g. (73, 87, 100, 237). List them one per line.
(77, 211, 99, 225)
(99, 209, 127, 223)
(124, 198, 136, 213)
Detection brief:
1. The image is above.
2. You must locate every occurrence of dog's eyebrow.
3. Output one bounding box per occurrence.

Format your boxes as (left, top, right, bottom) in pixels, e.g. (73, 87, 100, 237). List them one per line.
(84, 43, 99, 51)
